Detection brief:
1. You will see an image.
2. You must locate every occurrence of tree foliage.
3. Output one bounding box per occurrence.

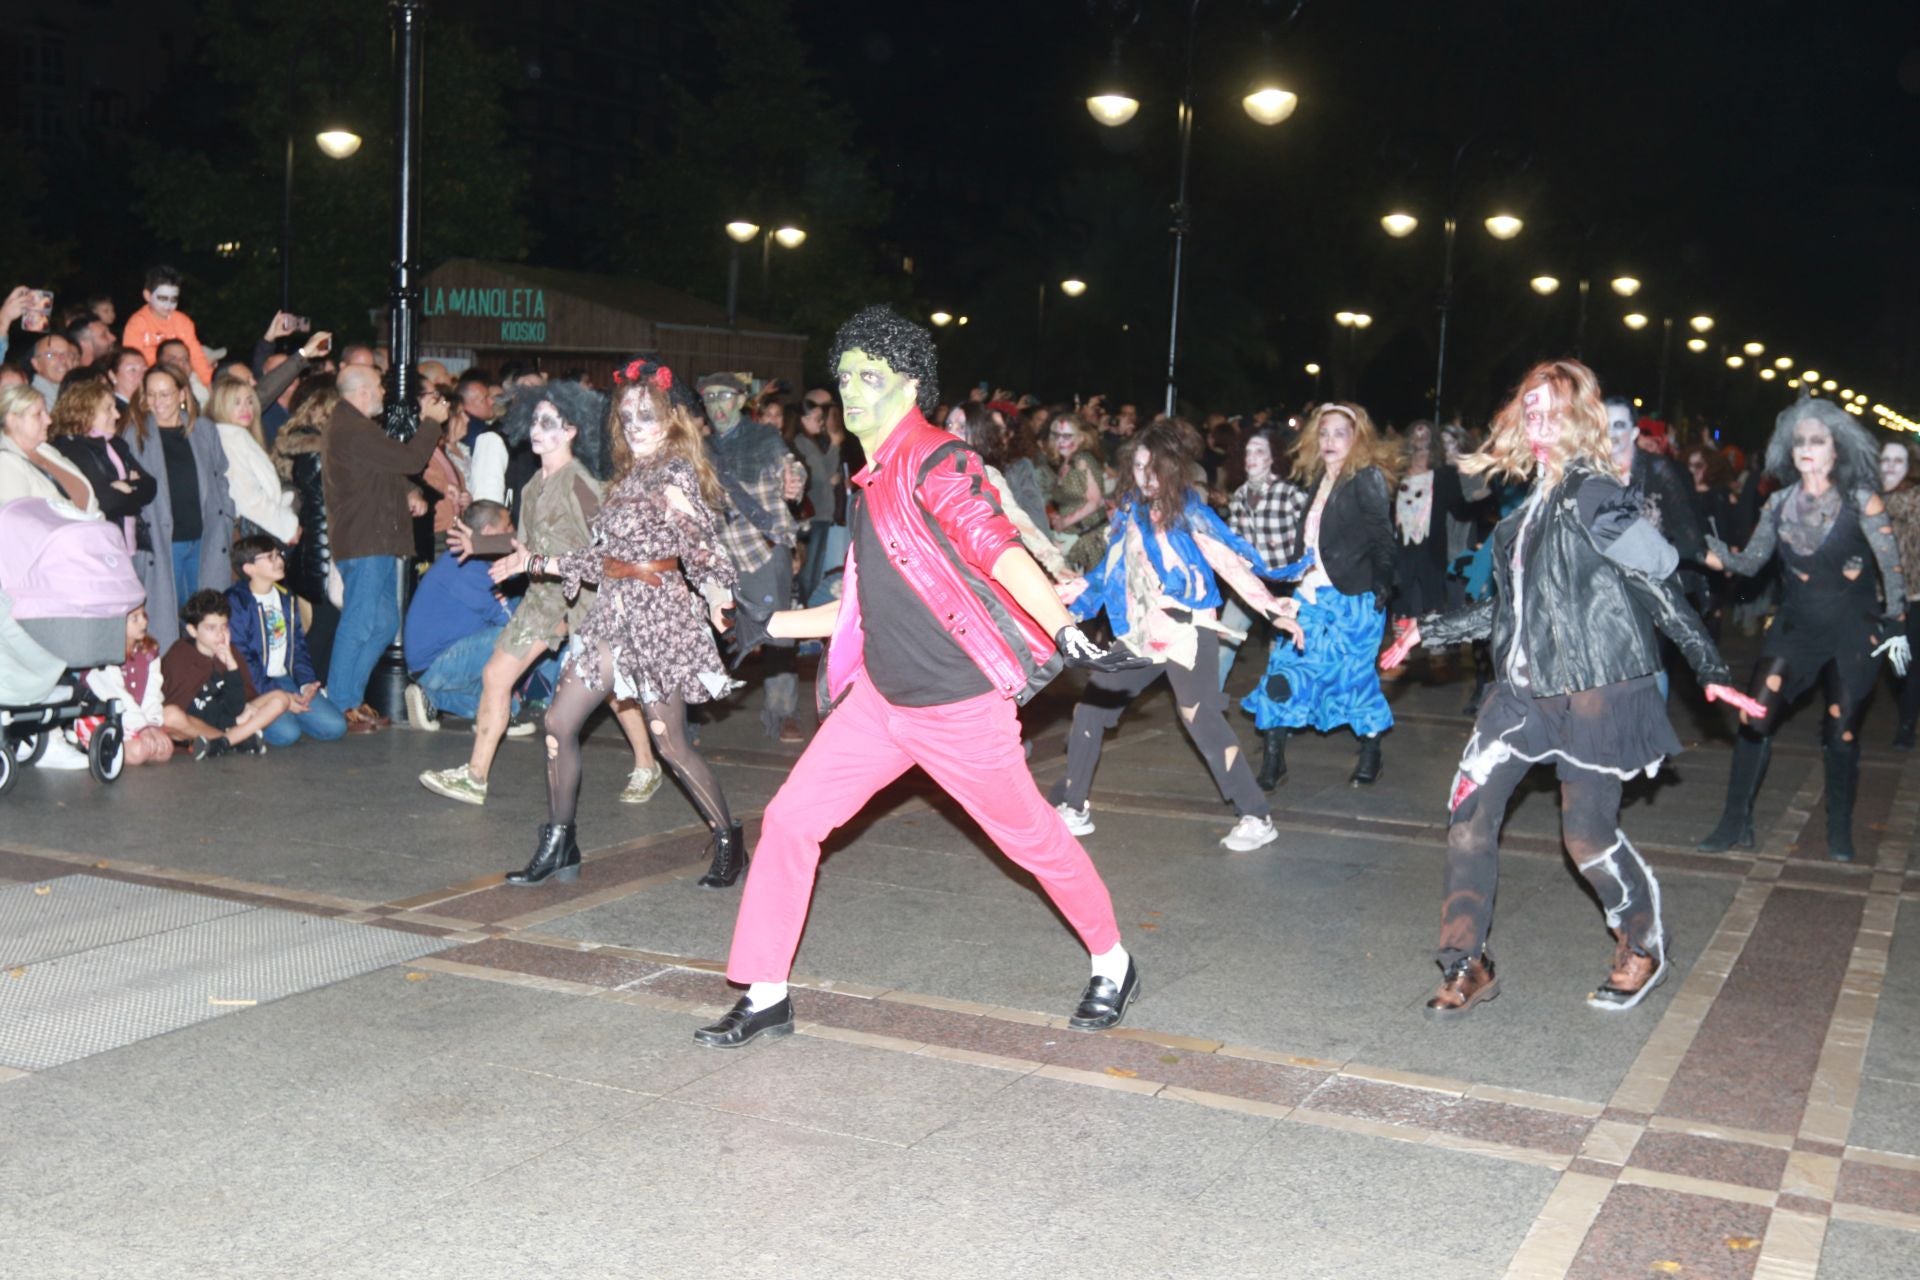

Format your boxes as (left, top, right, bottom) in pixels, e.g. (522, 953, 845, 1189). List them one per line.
(132, 0, 529, 346)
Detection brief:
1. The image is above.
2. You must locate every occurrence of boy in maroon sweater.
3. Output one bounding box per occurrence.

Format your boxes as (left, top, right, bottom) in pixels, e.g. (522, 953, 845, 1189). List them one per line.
(161, 590, 291, 760)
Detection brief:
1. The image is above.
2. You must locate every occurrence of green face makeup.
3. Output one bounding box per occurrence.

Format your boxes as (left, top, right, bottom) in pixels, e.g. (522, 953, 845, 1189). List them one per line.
(835, 348, 918, 449)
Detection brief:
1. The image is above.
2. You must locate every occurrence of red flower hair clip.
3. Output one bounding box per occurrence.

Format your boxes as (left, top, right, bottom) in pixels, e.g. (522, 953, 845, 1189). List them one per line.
(616, 358, 646, 385)
(653, 367, 672, 391)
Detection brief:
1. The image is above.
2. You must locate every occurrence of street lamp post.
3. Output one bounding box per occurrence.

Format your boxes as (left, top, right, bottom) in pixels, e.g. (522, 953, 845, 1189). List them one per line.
(367, 0, 426, 724)
(279, 108, 360, 312)
(1335, 310, 1371, 397)
(723, 222, 806, 327)
(1088, 0, 1302, 418)
(1034, 278, 1088, 394)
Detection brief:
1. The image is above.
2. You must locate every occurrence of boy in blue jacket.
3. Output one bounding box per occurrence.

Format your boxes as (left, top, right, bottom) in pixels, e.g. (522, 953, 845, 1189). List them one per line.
(226, 534, 349, 746)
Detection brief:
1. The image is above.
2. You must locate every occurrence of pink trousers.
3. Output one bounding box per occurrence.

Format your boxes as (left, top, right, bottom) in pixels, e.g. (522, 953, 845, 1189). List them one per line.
(726, 677, 1123, 983)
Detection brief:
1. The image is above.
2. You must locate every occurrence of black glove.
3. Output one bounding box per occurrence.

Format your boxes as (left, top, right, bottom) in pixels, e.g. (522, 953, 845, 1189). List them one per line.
(721, 598, 776, 669)
(1054, 624, 1154, 673)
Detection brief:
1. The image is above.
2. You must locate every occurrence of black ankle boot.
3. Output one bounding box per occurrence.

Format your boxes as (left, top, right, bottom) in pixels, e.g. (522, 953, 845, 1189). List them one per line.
(1824, 741, 1860, 863)
(1699, 735, 1770, 853)
(1350, 734, 1383, 786)
(506, 823, 580, 887)
(697, 821, 748, 889)
(1256, 728, 1288, 792)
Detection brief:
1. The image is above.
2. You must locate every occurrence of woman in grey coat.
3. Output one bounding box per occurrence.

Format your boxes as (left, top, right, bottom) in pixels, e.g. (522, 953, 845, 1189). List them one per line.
(122, 364, 236, 645)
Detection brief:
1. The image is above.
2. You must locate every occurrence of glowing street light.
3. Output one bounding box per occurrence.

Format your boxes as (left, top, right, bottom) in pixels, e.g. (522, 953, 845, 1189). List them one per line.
(1611, 276, 1642, 297)
(929, 312, 953, 327)
(1788, 378, 1801, 388)
(1242, 86, 1299, 125)
(1688, 315, 1714, 333)
(1760, 368, 1777, 381)
(773, 226, 807, 249)
(1822, 379, 1838, 391)
(1060, 278, 1088, 298)
(1623, 312, 1649, 330)
(957, 315, 969, 326)
(1726, 355, 1745, 369)
(1086, 93, 1140, 127)
(315, 129, 363, 159)
(1337, 311, 1372, 328)
(1743, 341, 1764, 357)
(1775, 356, 1793, 369)
(1304, 362, 1321, 375)
(1483, 214, 1524, 240)
(1802, 368, 1821, 382)
(1381, 212, 1419, 238)
(1686, 337, 1708, 353)
(725, 221, 761, 244)
(1530, 275, 1561, 296)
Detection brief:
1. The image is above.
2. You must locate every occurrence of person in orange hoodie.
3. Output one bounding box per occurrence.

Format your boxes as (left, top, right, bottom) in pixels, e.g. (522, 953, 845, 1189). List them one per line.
(121, 265, 214, 386)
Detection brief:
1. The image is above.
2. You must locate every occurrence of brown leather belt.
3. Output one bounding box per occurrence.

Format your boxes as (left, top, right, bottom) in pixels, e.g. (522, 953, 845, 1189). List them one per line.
(602, 556, 679, 585)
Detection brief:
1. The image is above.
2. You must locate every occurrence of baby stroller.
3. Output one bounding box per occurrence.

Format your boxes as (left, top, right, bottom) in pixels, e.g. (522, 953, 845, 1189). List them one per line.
(0, 499, 146, 797)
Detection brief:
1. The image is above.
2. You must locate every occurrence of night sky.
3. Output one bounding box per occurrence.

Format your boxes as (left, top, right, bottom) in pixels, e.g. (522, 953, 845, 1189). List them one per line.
(799, 0, 1920, 432)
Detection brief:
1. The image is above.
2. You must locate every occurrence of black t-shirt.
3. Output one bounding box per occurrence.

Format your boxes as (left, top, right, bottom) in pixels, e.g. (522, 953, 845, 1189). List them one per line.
(160, 426, 202, 542)
(851, 493, 994, 707)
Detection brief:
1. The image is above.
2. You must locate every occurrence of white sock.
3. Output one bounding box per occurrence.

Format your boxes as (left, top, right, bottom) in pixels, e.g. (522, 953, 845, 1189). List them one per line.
(746, 981, 789, 1011)
(1090, 942, 1130, 985)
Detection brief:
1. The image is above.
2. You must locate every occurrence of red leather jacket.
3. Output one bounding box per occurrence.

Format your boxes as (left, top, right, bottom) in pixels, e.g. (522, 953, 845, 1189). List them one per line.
(825, 408, 1062, 706)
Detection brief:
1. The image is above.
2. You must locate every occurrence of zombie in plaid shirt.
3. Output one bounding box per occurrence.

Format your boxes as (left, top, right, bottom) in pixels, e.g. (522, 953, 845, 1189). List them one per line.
(1229, 473, 1308, 567)
(700, 371, 804, 740)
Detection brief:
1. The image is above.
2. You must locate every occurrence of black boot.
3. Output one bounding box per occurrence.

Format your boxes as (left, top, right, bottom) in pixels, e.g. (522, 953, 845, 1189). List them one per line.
(506, 823, 580, 887)
(1698, 735, 1770, 853)
(697, 821, 748, 889)
(1256, 728, 1288, 792)
(1350, 734, 1383, 786)
(1824, 741, 1860, 863)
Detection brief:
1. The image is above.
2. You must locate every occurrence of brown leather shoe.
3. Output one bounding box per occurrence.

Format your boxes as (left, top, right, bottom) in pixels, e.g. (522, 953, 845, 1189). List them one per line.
(1423, 952, 1499, 1021)
(1588, 940, 1668, 1011)
(777, 717, 804, 744)
(343, 706, 383, 735)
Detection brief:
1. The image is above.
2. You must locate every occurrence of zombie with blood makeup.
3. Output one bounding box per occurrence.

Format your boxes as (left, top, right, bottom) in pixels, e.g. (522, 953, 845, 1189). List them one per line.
(1387, 360, 1757, 1020)
(1880, 438, 1920, 747)
(694, 307, 1152, 1050)
(1698, 397, 1908, 859)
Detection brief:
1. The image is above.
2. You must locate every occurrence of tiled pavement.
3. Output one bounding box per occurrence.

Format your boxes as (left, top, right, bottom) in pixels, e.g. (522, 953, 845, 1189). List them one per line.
(1, 649, 1916, 1278)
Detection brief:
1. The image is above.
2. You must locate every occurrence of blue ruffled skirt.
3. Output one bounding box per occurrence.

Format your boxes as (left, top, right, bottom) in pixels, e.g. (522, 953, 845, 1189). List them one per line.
(1242, 588, 1393, 736)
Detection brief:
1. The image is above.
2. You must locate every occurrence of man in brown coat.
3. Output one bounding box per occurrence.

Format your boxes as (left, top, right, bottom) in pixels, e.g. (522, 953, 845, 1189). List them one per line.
(322, 364, 443, 731)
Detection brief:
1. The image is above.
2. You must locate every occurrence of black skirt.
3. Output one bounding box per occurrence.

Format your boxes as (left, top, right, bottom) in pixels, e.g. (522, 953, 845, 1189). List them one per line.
(1459, 674, 1682, 782)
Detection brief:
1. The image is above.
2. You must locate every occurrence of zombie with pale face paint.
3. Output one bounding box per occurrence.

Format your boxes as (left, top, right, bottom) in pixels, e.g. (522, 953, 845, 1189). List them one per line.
(481, 358, 744, 891)
(121, 264, 215, 386)
(1216, 428, 1309, 692)
(695, 305, 1152, 1051)
(1604, 396, 1706, 591)
(699, 370, 805, 741)
(1050, 425, 1307, 852)
(1241, 401, 1400, 790)
(1880, 438, 1920, 745)
(421, 379, 668, 813)
(1699, 396, 1908, 858)
(1390, 360, 1753, 1020)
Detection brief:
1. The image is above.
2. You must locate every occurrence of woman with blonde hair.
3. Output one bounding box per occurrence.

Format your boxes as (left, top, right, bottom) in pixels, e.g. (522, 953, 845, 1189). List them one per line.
(1241, 400, 1399, 788)
(1385, 360, 1760, 1018)
(0, 384, 97, 514)
(485, 358, 743, 890)
(1045, 410, 1110, 572)
(209, 374, 298, 544)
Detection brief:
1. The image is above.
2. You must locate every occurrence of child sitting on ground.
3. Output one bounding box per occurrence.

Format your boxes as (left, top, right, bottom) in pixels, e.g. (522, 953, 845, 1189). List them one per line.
(160, 589, 291, 759)
(82, 604, 175, 766)
(225, 534, 348, 746)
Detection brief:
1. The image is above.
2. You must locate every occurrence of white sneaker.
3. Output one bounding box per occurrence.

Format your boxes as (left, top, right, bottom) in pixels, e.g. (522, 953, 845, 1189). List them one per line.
(1055, 801, 1095, 836)
(1220, 814, 1278, 852)
(403, 684, 440, 732)
(35, 733, 89, 771)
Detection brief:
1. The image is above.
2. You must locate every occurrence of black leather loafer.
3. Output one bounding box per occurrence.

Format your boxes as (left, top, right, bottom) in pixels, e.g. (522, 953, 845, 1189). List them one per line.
(693, 996, 794, 1048)
(1068, 961, 1141, 1031)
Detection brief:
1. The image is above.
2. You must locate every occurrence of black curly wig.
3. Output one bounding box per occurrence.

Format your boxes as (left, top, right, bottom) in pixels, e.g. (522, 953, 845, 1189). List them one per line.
(828, 305, 939, 413)
(501, 379, 612, 480)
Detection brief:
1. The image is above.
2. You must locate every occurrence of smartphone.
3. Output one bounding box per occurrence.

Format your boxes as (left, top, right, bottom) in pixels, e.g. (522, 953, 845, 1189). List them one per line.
(292, 316, 312, 332)
(21, 289, 52, 332)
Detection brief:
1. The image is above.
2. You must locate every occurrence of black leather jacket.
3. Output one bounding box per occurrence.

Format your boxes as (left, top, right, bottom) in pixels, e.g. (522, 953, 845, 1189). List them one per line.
(1310, 465, 1397, 599)
(1420, 464, 1729, 696)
